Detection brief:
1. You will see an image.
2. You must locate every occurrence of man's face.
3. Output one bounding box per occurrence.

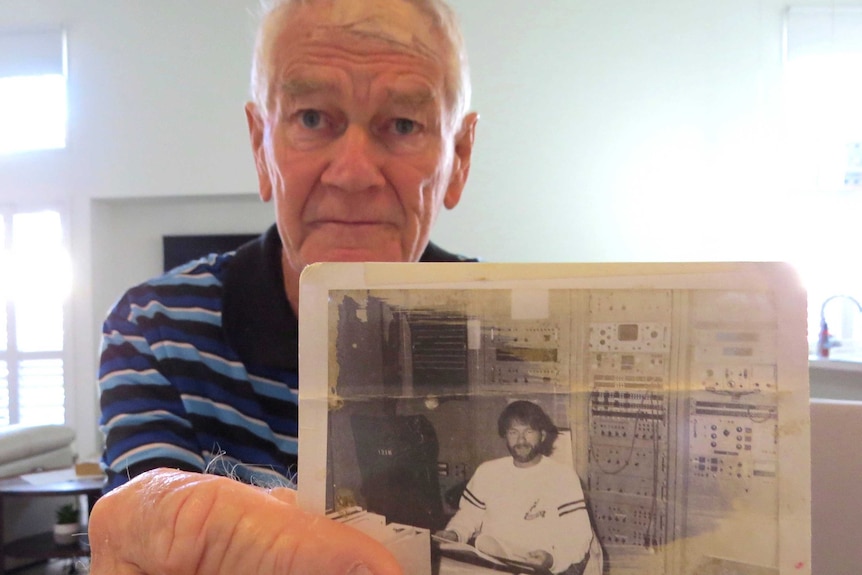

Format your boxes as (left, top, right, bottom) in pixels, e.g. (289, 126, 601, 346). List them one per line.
(505, 422, 546, 466)
(246, 0, 477, 300)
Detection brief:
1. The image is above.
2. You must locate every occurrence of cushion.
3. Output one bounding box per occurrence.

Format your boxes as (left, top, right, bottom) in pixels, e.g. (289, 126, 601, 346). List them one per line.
(0, 424, 76, 466)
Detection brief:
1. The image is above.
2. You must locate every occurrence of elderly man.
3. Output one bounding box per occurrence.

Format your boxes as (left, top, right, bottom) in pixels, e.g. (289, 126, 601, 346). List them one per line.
(90, 0, 478, 573)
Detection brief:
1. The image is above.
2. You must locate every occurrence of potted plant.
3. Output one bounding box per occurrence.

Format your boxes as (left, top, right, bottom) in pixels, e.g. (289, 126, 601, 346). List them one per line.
(53, 503, 80, 545)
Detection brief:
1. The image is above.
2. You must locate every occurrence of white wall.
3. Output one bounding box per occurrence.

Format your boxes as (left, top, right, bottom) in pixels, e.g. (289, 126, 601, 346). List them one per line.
(0, 0, 853, 457)
(90, 195, 273, 322)
(451, 0, 788, 262)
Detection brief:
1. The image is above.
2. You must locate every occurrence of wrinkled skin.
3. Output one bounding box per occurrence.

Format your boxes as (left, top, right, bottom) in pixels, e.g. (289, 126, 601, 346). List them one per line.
(88, 469, 403, 575)
(247, 0, 477, 309)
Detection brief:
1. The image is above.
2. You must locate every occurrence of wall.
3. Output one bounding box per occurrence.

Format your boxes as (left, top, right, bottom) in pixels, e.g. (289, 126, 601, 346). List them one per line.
(90, 195, 273, 321)
(810, 362, 862, 401)
(0, 0, 854, 457)
(810, 399, 862, 574)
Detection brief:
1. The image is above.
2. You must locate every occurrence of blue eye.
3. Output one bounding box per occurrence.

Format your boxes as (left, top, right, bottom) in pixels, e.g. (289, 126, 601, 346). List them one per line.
(300, 110, 322, 129)
(393, 118, 416, 135)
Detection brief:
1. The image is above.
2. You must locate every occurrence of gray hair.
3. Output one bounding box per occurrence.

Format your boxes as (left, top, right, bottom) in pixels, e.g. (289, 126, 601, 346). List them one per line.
(249, 0, 472, 126)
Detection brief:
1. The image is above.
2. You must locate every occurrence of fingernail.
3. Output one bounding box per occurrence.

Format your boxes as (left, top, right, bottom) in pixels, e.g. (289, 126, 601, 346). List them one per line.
(347, 564, 373, 575)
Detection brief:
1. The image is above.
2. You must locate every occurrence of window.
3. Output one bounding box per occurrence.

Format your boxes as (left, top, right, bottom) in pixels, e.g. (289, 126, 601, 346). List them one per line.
(0, 29, 67, 154)
(0, 209, 70, 425)
(783, 7, 862, 357)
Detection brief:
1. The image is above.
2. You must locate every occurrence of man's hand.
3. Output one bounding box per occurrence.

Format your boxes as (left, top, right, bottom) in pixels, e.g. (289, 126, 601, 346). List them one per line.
(88, 468, 403, 575)
(525, 549, 553, 569)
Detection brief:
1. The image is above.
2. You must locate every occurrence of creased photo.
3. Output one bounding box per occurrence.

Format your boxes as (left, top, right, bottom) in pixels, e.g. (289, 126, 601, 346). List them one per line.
(298, 262, 810, 575)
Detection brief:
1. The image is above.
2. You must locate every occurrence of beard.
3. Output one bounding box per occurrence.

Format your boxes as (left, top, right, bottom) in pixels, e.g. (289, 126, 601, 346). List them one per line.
(508, 442, 542, 464)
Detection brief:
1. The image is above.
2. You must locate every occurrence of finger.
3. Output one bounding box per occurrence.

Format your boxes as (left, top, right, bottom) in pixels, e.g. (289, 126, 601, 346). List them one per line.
(268, 486, 298, 505)
(284, 511, 404, 574)
(89, 469, 403, 575)
(267, 486, 403, 573)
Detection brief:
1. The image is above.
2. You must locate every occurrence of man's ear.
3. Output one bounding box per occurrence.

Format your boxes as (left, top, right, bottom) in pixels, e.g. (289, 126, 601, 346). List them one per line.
(444, 112, 479, 210)
(245, 101, 273, 203)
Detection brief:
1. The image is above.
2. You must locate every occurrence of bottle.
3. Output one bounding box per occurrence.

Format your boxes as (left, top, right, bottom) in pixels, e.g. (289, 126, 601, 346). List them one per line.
(816, 320, 830, 359)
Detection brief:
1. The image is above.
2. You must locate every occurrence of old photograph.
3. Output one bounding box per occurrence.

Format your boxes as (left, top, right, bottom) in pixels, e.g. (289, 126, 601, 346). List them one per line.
(298, 263, 810, 575)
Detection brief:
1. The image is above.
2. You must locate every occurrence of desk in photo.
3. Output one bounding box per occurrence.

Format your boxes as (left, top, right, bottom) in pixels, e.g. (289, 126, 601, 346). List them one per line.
(437, 551, 551, 575)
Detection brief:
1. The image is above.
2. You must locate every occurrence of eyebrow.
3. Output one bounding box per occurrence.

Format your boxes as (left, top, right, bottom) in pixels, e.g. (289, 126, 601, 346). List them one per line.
(278, 79, 437, 111)
(386, 88, 436, 110)
(279, 78, 340, 99)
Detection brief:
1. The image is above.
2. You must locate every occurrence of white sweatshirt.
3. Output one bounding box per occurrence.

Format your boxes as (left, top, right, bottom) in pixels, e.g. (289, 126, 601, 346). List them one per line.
(445, 455, 593, 573)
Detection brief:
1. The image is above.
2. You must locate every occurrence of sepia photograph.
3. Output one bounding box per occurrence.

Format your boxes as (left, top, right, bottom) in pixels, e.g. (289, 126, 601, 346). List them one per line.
(298, 262, 810, 575)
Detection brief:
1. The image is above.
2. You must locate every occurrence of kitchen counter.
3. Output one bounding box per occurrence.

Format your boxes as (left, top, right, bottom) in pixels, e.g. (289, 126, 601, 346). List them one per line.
(810, 358, 862, 400)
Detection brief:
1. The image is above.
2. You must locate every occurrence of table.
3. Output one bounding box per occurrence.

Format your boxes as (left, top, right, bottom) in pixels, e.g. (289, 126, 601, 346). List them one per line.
(0, 474, 104, 575)
(439, 555, 514, 574)
(436, 550, 550, 575)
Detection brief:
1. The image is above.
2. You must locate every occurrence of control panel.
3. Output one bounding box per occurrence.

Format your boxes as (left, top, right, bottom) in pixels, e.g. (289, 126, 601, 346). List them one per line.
(482, 321, 564, 391)
(585, 291, 673, 560)
(681, 291, 781, 568)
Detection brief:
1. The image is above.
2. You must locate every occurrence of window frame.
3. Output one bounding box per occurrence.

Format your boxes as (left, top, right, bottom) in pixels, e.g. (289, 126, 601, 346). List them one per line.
(0, 201, 71, 426)
(783, 7, 862, 358)
(0, 28, 67, 156)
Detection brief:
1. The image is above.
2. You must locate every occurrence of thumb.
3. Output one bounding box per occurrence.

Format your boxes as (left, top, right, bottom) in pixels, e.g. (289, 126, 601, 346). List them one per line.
(89, 469, 403, 575)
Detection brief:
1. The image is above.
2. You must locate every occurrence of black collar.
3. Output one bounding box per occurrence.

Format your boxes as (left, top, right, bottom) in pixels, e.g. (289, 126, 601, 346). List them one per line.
(222, 225, 297, 369)
(221, 224, 476, 370)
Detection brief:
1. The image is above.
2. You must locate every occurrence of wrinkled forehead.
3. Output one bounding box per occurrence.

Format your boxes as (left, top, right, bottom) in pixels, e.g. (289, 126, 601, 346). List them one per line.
(289, 0, 445, 58)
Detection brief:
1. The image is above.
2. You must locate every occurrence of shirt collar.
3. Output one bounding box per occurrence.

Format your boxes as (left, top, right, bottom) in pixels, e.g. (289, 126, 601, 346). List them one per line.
(222, 224, 298, 370)
(221, 224, 477, 370)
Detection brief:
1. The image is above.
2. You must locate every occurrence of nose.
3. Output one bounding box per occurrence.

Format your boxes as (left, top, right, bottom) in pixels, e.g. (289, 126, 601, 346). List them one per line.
(320, 125, 386, 193)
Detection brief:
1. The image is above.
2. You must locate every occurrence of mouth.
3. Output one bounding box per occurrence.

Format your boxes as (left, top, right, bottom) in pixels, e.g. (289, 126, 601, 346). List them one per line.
(300, 218, 404, 262)
(309, 219, 394, 228)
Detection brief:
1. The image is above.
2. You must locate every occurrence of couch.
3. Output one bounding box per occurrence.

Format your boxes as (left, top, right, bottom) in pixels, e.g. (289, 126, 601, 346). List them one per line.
(0, 424, 77, 570)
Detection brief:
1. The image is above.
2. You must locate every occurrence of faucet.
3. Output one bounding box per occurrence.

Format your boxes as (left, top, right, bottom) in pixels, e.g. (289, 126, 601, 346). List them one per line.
(816, 295, 862, 358)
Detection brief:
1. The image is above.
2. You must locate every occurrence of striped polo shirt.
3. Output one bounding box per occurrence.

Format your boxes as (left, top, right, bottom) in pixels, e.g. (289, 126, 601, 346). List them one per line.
(98, 224, 474, 492)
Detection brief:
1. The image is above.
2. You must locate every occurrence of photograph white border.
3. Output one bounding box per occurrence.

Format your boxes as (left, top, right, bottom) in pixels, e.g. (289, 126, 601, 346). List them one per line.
(298, 262, 810, 575)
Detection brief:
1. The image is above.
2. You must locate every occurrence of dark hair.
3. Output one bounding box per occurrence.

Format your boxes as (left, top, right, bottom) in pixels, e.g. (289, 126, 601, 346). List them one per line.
(497, 400, 559, 456)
